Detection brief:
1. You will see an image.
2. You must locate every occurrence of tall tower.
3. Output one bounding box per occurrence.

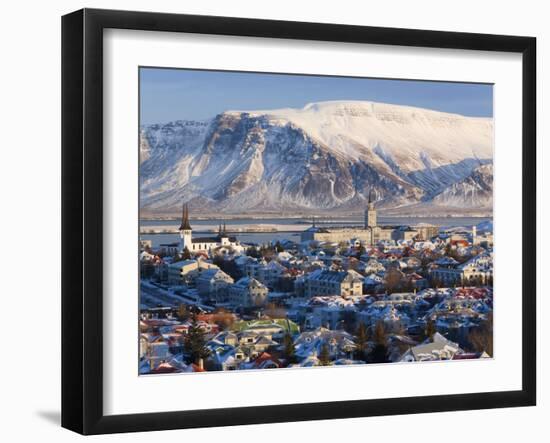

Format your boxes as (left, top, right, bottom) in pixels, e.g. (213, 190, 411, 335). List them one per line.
(179, 203, 192, 253)
(219, 221, 229, 246)
(364, 190, 377, 228)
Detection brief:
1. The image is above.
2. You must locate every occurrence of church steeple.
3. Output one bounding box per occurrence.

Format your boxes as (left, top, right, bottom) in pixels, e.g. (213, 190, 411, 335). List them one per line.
(218, 220, 228, 238)
(178, 203, 192, 254)
(368, 189, 375, 209)
(179, 203, 192, 231)
(365, 189, 377, 229)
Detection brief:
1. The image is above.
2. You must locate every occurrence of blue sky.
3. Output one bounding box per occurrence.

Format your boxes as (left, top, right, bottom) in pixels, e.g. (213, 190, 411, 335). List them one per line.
(140, 67, 493, 124)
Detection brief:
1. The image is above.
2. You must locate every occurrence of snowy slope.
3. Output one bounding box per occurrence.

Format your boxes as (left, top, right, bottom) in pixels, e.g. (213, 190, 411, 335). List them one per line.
(139, 101, 493, 214)
(243, 101, 492, 170)
(431, 164, 493, 209)
(139, 120, 210, 208)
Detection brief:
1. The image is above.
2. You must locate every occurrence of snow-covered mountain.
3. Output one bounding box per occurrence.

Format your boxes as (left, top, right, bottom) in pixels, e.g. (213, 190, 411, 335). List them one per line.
(139, 101, 493, 215)
(431, 164, 493, 209)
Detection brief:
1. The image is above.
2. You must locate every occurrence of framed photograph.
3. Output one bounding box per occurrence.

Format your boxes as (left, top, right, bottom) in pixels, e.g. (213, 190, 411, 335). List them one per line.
(62, 8, 536, 435)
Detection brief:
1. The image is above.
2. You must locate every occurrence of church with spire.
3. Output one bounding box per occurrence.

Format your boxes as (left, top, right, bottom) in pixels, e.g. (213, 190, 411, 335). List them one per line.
(364, 190, 377, 229)
(301, 190, 438, 246)
(178, 203, 242, 254)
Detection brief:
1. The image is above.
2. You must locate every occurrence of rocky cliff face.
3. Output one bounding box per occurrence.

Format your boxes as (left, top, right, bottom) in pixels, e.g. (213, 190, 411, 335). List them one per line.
(139, 101, 493, 215)
(431, 164, 493, 209)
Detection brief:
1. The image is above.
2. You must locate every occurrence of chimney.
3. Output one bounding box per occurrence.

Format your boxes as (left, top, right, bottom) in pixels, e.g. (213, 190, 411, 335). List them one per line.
(198, 358, 204, 370)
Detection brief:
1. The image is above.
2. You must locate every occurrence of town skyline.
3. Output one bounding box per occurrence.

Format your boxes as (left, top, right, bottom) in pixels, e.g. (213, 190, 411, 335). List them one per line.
(139, 196, 493, 374)
(139, 69, 493, 375)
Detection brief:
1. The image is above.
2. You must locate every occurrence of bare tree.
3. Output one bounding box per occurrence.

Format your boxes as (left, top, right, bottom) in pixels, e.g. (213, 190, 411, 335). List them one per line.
(385, 268, 403, 294)
(468, 313, 493, 356)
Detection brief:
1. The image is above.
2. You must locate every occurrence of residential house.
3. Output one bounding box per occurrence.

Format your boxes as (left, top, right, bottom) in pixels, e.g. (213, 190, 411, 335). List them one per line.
(399, 332, 463, 362)
(196, 268, 234, 303)
(303, 269, 364, 297)
(294, 327, 357, 362)
(167, 258, 219, 286)
(229, 277, 269, 308)
(430, 252, 493, 285)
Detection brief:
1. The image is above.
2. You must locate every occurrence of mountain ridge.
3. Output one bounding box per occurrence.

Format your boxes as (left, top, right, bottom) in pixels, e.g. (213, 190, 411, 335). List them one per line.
(139, 100, 493, 216)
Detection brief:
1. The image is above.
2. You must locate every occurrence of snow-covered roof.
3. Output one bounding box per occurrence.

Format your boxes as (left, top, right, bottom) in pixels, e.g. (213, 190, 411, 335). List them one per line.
(306, 269, 363, 284)
(406, 333, 462, 362)
(233, 276, 267, 289)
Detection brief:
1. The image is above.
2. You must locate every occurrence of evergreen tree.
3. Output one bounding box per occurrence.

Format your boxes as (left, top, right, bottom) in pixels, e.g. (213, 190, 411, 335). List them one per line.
(246, 246, 261, 258)
(468, 312, 493, 356)
(425, 318, 436, 339)
(177, 304, 189, 321)
(184, 315, 210, 364)
(384, 268, 403, 294)
(319, 343, 331, 366)
(274, 241, 285, 253)
(369, 321, 389, 364)
(282, 332, 296, 365)
(355, 322, 368, 360)
(373, 320, 387, 345)
(181, 247, 192, 260)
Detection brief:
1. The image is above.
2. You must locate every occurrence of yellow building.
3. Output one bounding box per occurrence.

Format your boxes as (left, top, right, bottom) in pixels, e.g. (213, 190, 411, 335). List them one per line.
(301, 195, 438, 246)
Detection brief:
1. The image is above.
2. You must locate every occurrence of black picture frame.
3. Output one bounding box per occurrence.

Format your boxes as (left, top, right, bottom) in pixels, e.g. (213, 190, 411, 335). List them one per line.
(62, 8, 537, 435)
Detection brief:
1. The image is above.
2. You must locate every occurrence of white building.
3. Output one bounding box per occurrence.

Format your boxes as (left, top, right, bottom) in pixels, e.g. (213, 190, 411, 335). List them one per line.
(196, 268, 234, 303)
(302, 193, 438, 246)
(302, 269, 364, 297)
(430, 252, 493, 285)
(294, 327, 357, 361)
(228, 277, 268, 308)
(167, 258, 218, 286)
(400, 332, 463, 362)
(178, 203, 243, 254)
(245, 259, 287, 288)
